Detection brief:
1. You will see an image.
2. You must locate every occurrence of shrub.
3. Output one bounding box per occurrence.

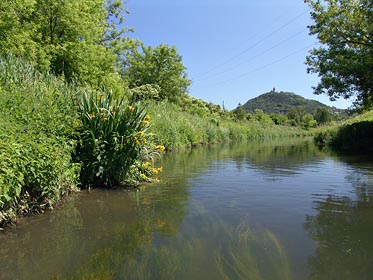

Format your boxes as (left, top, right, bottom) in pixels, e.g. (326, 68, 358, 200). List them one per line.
(0, 56, 79, 227)
(75, 90, 159, 187)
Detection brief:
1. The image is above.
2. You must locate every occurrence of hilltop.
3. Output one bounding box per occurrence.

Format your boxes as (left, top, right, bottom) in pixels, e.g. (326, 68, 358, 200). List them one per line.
(241, 91, 345, 115)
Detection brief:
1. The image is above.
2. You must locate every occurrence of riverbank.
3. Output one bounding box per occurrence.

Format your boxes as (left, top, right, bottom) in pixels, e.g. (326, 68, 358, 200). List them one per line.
(0, 57, 311, 229)
(314, 110, 373, 153)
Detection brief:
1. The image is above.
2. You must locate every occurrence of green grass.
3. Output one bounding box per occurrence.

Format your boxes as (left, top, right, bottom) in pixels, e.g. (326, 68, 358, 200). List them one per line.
(0, 56, 312, 228)
(313, 110, 373, 152)
(143, 100, 309, 150)
(0, 57, 159, 228)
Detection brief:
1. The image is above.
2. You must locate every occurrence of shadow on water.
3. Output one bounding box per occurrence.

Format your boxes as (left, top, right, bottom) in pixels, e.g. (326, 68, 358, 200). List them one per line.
(0, 138, 372, 279)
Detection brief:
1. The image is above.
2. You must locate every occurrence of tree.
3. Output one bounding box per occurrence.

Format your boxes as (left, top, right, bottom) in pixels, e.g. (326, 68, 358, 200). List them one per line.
(270, 113, 289, 125)
(0, 0, 127, 91)
(121, 43, 191, 103)
(233, 103, 246, 120)
(314, 107, 332, 124)
(287, 106, 306, 126)
(301, 113, 317, 130)
(305, 0, 373, 109)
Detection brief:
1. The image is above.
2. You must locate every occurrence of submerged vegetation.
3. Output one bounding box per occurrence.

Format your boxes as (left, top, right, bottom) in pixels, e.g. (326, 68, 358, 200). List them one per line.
(0, 55, 307, 228)
(1, 0, 371, 228)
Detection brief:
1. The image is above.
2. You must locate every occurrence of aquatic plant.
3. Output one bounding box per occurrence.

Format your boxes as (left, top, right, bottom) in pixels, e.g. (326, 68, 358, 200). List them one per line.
(215, 221, 290, 280)
(75, 90, 160, 187)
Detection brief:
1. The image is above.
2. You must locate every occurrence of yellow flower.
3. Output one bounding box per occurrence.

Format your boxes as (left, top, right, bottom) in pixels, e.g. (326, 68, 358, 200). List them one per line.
(142, 161, 151, 168)
(157, 167, 163, 172)
(87, 113, 95, 119)
(140, 173, 147, 180)
(142, 120, 149, 126)
(128, 105, 134, 111)
(134, 136, 141, 145)
(155, 145, 165, 151)
(144, 114, 151, 121)
(150, 167, 158, 174)
(137, 131, 144, 137)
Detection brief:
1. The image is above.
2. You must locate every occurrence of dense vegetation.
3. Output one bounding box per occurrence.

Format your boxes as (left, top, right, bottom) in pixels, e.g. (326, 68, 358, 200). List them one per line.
(0, 57, 163, 227)
(0, 54, 309, 228)
(314, 110, 373, 153)
(1, 0, 371, 228)
(305, 0, 373, 109)
(233, 91, 343, 129)
(305, 0, 373, 152)
(241, 91, 345, 116)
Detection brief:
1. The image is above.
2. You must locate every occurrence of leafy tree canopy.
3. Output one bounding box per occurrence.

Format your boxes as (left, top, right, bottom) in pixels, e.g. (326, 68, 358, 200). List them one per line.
(314, 107, 332, 124)
(121, 42, 191, 103)
(0, 0, 128, 91)
(305, 0, 373, 109)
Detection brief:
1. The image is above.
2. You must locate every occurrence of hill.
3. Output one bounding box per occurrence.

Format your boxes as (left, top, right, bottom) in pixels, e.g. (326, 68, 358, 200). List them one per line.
(241, 91, 345, 115)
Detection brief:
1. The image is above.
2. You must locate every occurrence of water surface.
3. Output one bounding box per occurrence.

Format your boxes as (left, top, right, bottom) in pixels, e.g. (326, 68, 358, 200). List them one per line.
(1, 139, 373, 279)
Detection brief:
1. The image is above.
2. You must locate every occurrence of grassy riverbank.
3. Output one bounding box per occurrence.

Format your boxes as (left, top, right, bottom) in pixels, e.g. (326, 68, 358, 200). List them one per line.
(314, 110, 373, 152)
(0, 57, 156, 227)
(0, 57, 309, 228)
(145, 101, 310, 150)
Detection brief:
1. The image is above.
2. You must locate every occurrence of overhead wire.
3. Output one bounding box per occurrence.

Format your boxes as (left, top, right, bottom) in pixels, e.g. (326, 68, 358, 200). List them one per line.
(192, 43, 317, 89)
(196, 8, 310, 79)
(194, 28, 308, 82)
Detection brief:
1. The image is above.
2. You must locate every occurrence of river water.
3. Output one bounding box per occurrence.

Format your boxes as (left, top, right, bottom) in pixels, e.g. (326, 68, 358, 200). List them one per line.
(1, 139, 373, 280)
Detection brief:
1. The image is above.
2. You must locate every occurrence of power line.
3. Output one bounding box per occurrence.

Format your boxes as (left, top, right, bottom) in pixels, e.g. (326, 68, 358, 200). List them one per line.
(195, 28, 307, 82)
(193, 43, 317, 89)
(196, 8, 310, 79)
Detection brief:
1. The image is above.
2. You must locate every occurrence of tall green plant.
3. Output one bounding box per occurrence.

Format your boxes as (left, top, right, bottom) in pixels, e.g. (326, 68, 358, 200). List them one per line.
(76, 91, 158, 187)
(0, 56, 79, 228)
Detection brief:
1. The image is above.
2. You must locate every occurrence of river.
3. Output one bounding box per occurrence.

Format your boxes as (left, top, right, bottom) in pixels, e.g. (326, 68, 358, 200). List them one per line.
(1, 139, 372, 279)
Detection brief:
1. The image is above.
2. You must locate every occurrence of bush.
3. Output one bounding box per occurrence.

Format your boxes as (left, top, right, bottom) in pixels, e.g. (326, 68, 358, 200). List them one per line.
(0, 56, 79, 227)
(75, 91, 160, 187)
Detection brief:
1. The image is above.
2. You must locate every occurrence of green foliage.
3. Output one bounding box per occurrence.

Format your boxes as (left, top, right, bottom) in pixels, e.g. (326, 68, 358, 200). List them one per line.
(241, 91, 343, 115)
(0, 0, 126, 92)
(287, 107, 304, 126)
(314, 107, 332, 124)
(313, 110, 373, 152)
(75, 90, 157, 187)
(253, 109, 274, 126)
(122, 43, 191, 103)
(142, 99, 308, 150)
(329, 121, 373, 152)
(302, 113, 317, 130)
(305, 0, 373, 109)
(270, 113, 289, 125)
(0, 56, 79, 227)
(0, 55, 165, 227)
(129, 84, 160, 103)
(232, 103, 247, 120)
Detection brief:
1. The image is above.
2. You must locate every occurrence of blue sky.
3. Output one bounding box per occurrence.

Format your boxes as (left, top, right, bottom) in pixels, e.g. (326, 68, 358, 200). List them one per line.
(124, 0, 353, 110)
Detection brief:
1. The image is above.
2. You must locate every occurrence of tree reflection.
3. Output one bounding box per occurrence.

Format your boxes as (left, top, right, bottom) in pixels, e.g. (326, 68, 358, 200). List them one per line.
(229, 138, 328, 176)
(304, 169, 373, 280)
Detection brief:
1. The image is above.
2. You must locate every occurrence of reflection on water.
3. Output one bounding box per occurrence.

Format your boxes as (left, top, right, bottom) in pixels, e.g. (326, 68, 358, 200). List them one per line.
(0, 138, 372, 279)
(305, 167, 373, 280)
